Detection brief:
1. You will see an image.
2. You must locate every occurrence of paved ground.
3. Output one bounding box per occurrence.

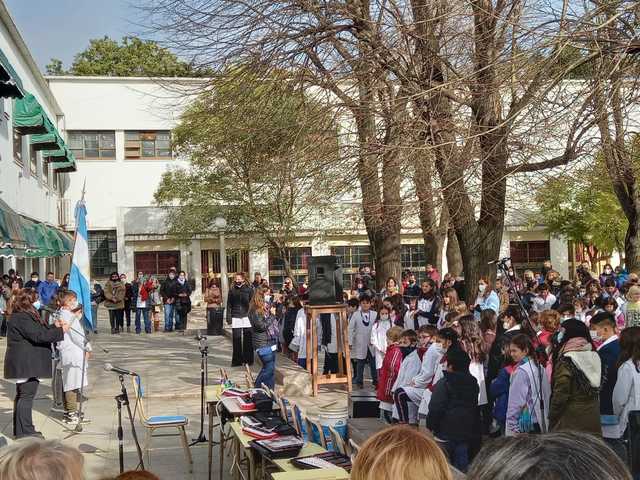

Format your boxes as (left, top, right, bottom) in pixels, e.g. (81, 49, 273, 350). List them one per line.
(0, 306, 350, 480)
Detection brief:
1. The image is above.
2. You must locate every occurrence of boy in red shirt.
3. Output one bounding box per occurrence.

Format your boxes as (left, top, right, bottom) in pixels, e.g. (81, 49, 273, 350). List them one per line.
(377, 326, 405, 422)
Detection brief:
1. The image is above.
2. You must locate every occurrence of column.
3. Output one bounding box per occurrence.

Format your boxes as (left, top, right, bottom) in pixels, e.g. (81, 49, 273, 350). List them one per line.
(190, 239, 203, 303)
(38, 257, 47, 277)
(220, 232, 229, 308)
(550, 234, 569, 279)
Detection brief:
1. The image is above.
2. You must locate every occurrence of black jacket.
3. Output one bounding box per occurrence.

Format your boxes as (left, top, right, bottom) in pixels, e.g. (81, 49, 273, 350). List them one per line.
(598, 338, 621, 415)
(4, 312, 64, 379)
(249, 310, 277, 350)
(160, 278, 178, 304)
(226, 284, 253, 320)
(426, 371, 479, 442)
(175, 281, 192, 314)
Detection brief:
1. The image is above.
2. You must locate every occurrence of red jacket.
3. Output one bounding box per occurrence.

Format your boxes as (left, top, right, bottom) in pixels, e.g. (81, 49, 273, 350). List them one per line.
(377, 344, 403, 403)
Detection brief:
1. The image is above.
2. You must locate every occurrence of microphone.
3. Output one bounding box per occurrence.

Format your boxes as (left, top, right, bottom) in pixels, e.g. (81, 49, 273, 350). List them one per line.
(488, 257, 511, 265)
(104, 363, 138, 376)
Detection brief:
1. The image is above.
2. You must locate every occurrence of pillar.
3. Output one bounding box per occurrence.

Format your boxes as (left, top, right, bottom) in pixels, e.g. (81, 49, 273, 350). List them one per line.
(220, 232, 229, 308)
(190, 239, 203, 303)
(550, 234, 569, 279)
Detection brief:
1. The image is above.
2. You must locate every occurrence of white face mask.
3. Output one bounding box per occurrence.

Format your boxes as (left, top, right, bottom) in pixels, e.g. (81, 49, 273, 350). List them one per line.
(478, 284, 486, 293)
(265, 295, 272, 303)
(168, 273, 176, 279)
(380, 314, 389, 321)
(503, 321, 511, 330)
(590, 330, 601, 341)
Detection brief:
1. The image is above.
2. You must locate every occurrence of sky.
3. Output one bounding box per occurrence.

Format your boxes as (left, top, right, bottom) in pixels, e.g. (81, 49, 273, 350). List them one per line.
(5, 0, 139, 72)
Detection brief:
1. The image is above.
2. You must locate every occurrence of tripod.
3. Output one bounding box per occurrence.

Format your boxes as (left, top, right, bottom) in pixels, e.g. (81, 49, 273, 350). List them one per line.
(496, 259, 531, 323)
(190, 334, 209, 446)
(115, 374, 145, 473)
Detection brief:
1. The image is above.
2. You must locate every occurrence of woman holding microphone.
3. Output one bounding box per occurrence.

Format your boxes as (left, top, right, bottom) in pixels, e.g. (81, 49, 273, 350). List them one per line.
(4, 289, 69, 438)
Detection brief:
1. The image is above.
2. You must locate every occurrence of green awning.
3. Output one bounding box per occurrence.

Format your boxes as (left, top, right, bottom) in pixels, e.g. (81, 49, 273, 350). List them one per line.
(0, 48, 24, 99)
(0, 198, 27, 249)
(0, 246, 27, 258)
(13, 93, 48, 134)
(30, 116, 62, 151)
(45, 146, 77, 173)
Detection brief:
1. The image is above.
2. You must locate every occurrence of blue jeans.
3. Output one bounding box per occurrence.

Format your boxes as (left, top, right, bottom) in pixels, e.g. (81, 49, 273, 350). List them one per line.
(444, 440, 469, 473)
(353, 350, 377, 386)
(135, 308, 151, 333)
(91, 304, 98, 332)
(255, 346, 276, 390)
(163, 303, 175, 331)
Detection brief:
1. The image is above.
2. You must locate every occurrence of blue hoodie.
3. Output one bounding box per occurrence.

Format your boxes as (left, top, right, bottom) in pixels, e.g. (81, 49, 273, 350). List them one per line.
(37, 280, 59, 306)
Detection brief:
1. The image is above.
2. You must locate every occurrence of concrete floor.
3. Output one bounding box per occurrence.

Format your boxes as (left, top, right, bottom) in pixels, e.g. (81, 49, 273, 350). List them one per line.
(0, 306, 350, 480)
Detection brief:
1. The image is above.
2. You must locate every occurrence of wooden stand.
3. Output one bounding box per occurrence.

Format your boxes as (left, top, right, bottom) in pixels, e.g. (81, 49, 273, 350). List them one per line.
(305, 304, 352, 396)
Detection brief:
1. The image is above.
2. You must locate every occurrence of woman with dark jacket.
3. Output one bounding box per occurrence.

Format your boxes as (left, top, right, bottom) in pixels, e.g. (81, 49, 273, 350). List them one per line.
(174, 271, 192, 332)
(227, 272, 254, 366)
(549, 319, 601, 434)
(249, 289, 279, 389)
(415, 279, 441, 327)
(4, 289, 68, 438)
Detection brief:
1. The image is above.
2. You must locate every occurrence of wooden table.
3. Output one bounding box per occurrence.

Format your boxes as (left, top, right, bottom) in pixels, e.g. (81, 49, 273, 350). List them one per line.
(271, 469, 350, 480)
(206, 385, 223, 480)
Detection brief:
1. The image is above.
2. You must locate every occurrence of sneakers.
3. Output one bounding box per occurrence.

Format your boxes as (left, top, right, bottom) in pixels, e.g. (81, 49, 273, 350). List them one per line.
(63, 412, 91, 425)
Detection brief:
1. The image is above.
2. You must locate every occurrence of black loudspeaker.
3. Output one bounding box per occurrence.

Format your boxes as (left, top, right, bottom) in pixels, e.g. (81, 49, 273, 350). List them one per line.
(308, 256, 343, 305)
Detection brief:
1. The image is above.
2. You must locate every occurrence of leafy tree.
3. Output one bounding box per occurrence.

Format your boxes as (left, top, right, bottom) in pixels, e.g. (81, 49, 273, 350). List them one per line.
(45, 36, 209, 77)
(532, 158, 628, 264)
(154, 68, 345, 278)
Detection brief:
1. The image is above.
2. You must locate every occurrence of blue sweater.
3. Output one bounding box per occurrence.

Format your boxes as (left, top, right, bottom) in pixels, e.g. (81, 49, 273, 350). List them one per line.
(37, 281, 59, 306)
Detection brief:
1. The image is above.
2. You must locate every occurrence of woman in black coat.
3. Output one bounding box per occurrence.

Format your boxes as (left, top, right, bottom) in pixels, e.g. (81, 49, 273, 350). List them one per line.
(4, 289, 68, 438)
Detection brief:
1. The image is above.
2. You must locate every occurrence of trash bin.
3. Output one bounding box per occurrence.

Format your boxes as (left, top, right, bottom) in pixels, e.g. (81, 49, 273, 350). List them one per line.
(207, 307, 225, 336)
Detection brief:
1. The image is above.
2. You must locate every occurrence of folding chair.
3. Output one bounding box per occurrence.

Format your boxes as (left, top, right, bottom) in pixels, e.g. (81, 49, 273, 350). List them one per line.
(349, 438, 360, 461)
(328, 425, 347, 455)
(131, 375, 193, 473)
(303, 415, 327, 449)
(289, 402, 303, 436)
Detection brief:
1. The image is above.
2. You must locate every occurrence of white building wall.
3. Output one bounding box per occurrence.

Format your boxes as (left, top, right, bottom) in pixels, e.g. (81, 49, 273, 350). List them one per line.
(47, 77, 200, 230)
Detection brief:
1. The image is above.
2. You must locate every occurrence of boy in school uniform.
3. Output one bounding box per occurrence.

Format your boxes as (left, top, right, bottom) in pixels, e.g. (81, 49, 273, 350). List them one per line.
(349, 295, 378, 388)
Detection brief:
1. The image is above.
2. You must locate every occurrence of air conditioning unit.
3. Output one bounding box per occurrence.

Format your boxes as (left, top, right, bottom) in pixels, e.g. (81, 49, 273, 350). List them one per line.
(58, 198, 71, 227)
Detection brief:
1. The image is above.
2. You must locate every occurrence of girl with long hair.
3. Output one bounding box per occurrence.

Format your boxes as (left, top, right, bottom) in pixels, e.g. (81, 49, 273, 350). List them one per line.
(4, 289, 69, 438)
(613, 327, 640, 445)
(248, 288, 279, 389)
(505, 334, 551, 435)
(415, 279, 441, 327)
(473, 277, 499, 320)
(438, 288, 459, 329)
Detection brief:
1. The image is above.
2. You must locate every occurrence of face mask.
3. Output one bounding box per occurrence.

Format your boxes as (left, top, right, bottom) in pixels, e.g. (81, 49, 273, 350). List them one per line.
(168, 273, 175, 280)
(590, 331, 601, 341)
(235, 281, 243, 287)
(265, 295, 272, 303)
(509, 272, 514, 277)
(31, 277, 38, 282)
(478, 284, 486, 293)
(503, 321, 511, 330)
(605, 269, 612, 274)
(32, 300, 41, 310)
(557, 330, 565, 342)
(178, 276, 186, 283)
(380, 314, 389, 321)
(138, 275, 143, 280)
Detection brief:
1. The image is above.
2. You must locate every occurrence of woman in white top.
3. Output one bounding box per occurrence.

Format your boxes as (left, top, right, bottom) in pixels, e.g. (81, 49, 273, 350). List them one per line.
(290, 301, 312, 369)
(613, 326, 640, 442)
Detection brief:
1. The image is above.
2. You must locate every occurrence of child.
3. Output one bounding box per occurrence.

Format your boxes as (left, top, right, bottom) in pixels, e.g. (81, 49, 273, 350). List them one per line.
(392, 325, 436, 424)
(376, 326, 404, 422)
(371, 306, 393, 372)
(426, 347, 479, 473)
(57, 290, 92, 424)
(622, 285, 640, 328)
(418, 328, 459, 417)
(403, 298, 417, 330)
(349, 295, 378, 388)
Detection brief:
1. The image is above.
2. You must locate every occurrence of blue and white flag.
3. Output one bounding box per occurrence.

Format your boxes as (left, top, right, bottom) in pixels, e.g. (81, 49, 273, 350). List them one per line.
(69, 200, 93, 330)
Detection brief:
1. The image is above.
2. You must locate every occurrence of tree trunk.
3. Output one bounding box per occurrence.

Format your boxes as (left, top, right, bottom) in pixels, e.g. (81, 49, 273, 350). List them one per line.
(446, 226, 463, 276)
(625, 214, 640, 274)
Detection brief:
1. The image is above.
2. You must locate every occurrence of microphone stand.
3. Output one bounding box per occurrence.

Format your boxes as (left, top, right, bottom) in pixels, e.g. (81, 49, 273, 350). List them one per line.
(496, 260, 530, 322)
(116, 374, 145, 473)
(190, 333, 209, 446)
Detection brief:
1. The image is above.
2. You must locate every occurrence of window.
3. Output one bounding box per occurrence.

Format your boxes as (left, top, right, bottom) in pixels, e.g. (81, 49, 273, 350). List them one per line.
(330, 245, 372, 287)
(268, 247, 312, 290)
(510, 241, 550, 267)
(13, 128, 22, 165)
(88, 230, 118, 277)
(201, 249, 249, 290)
(134, 251, 181, 277)
(68, 131, 116, 160)
(125, 131, 171, 159)
(401, 244, 426, 282)
(29, 144, 37, 177)
(42, 161, 49, 187)
(52, 171, 59, 193)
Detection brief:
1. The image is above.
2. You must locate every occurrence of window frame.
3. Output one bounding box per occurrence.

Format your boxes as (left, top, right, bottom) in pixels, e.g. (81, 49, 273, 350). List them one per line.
(88, 230, 118, 278)
(13, 128, 23, 166)
(134, 251, 181, 278)
(124, 130, 172, 160)
(68, 130, 116, 160)
(330, 245, 372, 287)
(401, 244, 427, 283)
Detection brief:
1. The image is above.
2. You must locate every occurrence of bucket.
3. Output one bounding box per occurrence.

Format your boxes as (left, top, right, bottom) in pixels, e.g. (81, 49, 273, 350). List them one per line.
(317, 407, 348, 452)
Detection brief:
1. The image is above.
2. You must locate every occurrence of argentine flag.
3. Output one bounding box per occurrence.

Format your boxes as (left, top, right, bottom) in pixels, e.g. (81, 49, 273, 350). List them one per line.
(69, 200, 93, 331)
